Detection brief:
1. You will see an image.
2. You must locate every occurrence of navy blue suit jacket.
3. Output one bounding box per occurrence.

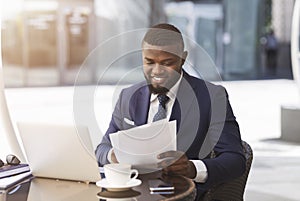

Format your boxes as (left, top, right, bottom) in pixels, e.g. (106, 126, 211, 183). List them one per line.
(96, 71, 246, 195)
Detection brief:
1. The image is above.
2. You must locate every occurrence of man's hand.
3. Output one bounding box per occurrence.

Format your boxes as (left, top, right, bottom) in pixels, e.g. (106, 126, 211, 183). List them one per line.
(111, 149, 119, 163)
(157, 151, 196, 179)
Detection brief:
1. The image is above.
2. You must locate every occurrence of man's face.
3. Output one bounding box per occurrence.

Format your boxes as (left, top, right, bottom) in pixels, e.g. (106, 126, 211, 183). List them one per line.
(142, 42, 187, 94)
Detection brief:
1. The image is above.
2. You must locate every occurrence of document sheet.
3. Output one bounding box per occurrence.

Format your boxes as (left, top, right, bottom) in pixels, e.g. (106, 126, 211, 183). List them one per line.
(110, 120, 177, 171)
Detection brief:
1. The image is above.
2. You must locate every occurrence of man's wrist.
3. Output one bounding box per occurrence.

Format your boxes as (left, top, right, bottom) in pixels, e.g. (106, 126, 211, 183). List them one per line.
(188, 160, 197, 179)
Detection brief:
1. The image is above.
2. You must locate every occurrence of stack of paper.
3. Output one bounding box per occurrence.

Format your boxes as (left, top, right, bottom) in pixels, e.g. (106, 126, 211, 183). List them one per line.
(0, 164, 30, 179)
(0, 172, 33, 189)
(110, 120, 177, 172)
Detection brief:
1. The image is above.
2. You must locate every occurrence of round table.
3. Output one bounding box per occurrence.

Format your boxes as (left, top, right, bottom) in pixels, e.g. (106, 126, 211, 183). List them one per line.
(1, 172, 196, 201)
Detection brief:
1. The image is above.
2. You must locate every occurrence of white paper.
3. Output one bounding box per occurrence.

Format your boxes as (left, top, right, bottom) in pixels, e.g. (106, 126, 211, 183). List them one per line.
(110, 120, 177, 170)
(0, 171, 32, 189)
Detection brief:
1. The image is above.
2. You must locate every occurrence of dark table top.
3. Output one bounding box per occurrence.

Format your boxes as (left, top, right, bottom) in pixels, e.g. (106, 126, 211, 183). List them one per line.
(0, 171, 196, 201)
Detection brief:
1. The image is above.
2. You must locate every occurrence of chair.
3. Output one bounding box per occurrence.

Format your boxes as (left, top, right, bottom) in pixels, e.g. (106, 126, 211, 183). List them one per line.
(202, 141, 253, 201)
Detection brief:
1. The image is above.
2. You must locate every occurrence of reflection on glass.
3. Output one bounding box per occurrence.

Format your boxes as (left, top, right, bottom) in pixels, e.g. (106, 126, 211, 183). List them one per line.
(66, 9, 89, 69)
(2, 1, 294, 87)
(1, 1, 94, 87)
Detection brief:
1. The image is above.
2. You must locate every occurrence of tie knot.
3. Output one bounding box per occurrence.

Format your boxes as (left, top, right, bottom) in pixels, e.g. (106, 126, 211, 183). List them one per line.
(157, 94, 169, 108)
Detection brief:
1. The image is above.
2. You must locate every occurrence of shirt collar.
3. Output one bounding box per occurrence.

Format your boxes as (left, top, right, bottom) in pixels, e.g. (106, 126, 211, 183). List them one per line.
(150, 71, 183, 102)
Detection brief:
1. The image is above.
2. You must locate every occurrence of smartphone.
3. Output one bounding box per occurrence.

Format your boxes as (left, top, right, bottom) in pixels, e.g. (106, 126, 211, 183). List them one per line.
(150, 191, 175, 195)
(148, 179, 175, 192)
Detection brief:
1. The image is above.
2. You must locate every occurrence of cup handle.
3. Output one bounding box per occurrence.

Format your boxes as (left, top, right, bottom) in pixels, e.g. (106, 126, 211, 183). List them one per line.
(130, 169, 139, 180)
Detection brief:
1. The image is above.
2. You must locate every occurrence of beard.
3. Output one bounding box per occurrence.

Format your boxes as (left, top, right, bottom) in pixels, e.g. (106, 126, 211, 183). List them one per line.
(144, 75, 169, 94)
(144, 75, 170, 94)
(147, 83, 169, 94)
(144, 73, 181, 94)
(144, 71, 181, 94)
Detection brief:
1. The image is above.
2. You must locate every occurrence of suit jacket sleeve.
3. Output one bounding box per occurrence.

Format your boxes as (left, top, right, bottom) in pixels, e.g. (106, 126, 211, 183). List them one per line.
(199, 86, 246, 190)
(95, 90, 124, 166)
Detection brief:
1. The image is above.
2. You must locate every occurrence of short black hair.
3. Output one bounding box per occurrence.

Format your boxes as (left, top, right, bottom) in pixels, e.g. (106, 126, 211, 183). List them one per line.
(142, 23, 184, 49)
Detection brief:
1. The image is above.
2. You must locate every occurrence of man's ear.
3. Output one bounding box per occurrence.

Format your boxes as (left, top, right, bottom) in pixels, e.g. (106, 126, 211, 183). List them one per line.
(181, 51, 188, 65)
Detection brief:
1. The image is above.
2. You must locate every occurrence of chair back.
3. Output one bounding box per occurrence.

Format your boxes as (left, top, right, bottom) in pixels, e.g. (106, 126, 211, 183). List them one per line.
(202, 140, 253, 201)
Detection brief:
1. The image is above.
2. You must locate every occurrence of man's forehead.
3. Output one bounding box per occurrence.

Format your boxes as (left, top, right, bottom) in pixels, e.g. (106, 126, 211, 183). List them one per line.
(142, 42, 183, 56)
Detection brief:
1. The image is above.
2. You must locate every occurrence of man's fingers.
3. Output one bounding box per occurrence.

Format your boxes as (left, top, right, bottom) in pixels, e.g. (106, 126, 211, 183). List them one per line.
(162, 166, 188, 176)
(157, 155, 187, 168)
(157, 158, 177, 168)
(161, 160, 197, 179)
(157, 150, 185, 159)
(163, 163, 189, 172)
(111, 150, 119, 163)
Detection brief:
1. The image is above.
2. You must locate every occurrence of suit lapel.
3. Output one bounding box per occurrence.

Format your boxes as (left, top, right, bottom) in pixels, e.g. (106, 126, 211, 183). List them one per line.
(170, 71, 198, 131)
(133, 85, 150, 126)
(170, 98, 181, 132)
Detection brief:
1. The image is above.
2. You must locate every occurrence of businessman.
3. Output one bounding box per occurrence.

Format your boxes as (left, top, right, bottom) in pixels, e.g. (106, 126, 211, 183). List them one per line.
(95, 23, 246, 198)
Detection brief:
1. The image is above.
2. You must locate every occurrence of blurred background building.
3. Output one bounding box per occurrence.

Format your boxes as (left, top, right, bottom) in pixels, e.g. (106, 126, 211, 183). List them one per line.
(0, 0, 296, 87)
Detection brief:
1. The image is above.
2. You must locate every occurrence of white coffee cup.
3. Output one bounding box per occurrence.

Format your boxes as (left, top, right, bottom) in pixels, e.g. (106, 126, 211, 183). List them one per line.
(104, 164, 138, 186)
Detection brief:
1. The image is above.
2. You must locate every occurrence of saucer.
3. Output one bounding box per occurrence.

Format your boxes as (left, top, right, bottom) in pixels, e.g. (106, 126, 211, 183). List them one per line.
(96, 179, 142, 191)
(97, 189, 141, 199)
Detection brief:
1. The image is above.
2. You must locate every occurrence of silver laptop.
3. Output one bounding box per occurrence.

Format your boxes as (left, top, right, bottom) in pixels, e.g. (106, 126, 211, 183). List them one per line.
(17, 122, 101, 183)
(27, 178, 99, 201)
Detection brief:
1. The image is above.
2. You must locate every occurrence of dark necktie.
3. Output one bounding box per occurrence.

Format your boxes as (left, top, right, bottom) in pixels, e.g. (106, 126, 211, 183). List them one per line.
(153, 94, 170, 122)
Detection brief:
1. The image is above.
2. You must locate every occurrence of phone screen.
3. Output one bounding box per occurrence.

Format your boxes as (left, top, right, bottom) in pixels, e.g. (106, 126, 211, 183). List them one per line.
(148, 179, 175, 192)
